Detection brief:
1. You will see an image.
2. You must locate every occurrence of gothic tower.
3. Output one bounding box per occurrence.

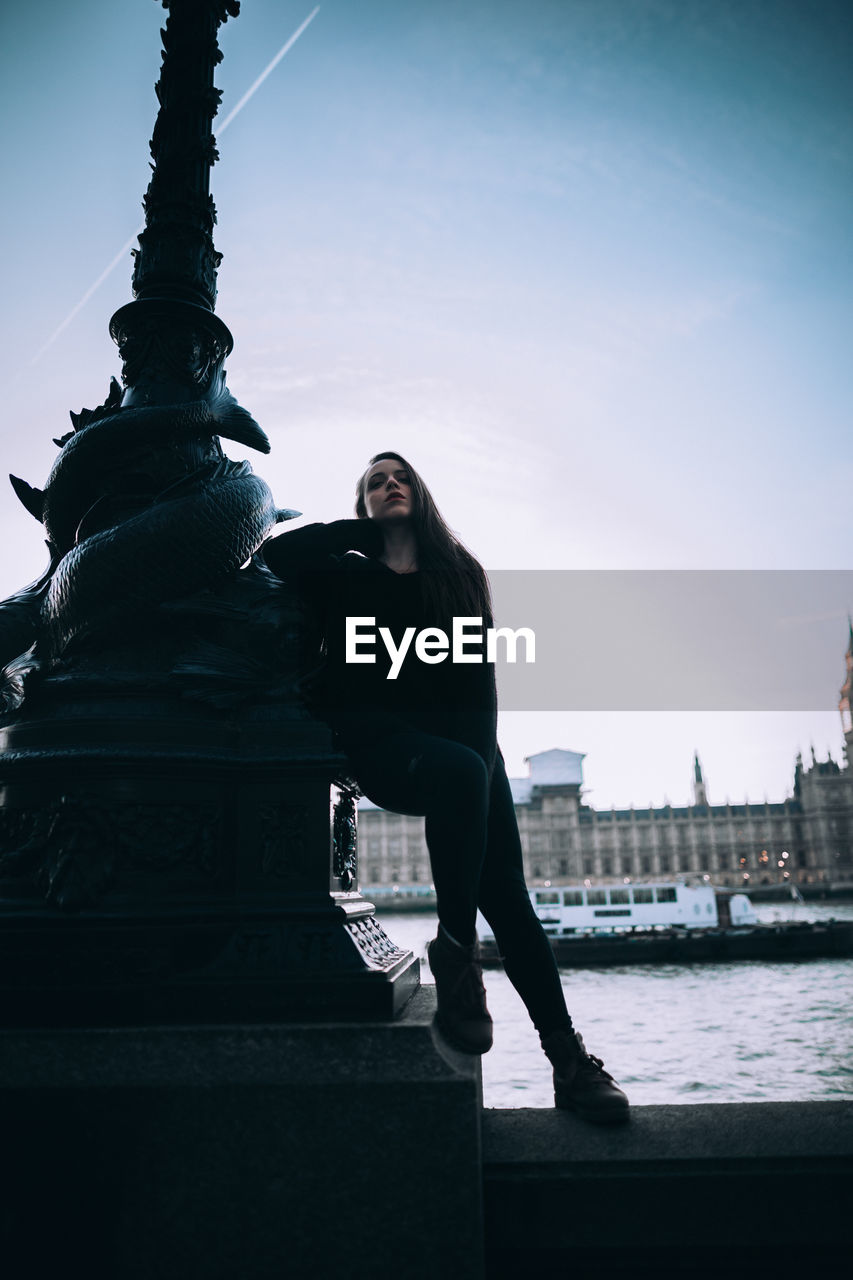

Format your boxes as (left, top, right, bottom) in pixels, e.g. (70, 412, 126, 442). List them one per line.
(839, 618, 853, 768)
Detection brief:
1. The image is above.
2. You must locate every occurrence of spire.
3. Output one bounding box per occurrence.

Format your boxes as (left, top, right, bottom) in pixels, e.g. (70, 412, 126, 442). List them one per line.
(841, 620, 853, 747)
(692, 751, 708, 807)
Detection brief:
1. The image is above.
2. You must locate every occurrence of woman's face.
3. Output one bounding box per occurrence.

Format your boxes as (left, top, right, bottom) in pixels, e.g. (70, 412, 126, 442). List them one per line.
(363, 459, 413, 523)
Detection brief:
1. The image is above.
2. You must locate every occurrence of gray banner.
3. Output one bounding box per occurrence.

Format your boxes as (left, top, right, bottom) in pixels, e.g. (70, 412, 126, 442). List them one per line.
(487, 570, 853, 711)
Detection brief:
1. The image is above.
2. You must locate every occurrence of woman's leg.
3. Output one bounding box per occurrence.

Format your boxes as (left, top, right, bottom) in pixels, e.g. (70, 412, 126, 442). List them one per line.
(348, 730, 491, 945)
(476, 755, 573, 1037)
(350, 729, 494, 1053)
(478, 756, 630, 1120)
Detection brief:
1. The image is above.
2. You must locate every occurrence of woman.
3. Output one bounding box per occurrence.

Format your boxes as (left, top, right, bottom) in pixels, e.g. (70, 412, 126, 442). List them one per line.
(262, 451, 629, 1124)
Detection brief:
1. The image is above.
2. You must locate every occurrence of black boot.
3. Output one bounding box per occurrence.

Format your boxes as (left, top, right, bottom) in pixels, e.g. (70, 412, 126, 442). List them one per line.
(427, 924, 493, 1055)
(541, 1028, 630, 1125)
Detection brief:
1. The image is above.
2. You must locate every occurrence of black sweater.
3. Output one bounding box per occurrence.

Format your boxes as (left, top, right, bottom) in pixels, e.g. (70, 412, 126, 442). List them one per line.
(261, 520, 497, 771)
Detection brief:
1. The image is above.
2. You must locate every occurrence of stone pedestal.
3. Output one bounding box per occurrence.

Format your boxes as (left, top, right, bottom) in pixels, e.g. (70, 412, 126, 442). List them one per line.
(0, 692, 419, 1024)
(0, 987, 484, 1280)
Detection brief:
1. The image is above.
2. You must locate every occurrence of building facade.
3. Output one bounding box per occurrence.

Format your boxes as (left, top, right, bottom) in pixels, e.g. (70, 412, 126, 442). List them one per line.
(356, 629, 853, 892)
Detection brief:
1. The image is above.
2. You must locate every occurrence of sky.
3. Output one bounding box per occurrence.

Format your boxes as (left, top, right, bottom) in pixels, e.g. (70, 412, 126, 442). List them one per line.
(1, 0, 851, 806)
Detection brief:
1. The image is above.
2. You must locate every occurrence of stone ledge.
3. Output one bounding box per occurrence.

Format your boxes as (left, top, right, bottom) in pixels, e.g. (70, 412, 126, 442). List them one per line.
(0, 985, 482, 1088)
(483, 1102, 852, 1279)
(483, 1099, 853, 1168)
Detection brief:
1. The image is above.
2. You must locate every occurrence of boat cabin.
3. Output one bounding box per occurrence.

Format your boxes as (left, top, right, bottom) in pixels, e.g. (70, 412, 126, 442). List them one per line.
(478, 882, 757, 937)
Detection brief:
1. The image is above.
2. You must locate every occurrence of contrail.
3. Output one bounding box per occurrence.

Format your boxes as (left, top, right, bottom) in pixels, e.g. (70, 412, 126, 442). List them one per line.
(30, 231, 144, 367)
(218, 6, 320, 135)
(30, 6, 321, 368)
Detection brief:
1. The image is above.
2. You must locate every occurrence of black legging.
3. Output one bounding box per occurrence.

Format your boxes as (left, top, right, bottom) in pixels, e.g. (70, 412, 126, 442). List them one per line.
(348, 729, 573, 1038)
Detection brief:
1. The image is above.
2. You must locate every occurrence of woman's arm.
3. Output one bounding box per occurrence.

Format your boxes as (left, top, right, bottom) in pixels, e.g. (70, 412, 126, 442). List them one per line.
(260, 519, 383, 577)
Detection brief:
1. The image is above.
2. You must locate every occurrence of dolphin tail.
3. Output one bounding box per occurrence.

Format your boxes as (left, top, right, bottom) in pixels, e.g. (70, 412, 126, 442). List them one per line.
(9, 475, 45, 523)
(212, 394, 271, 454)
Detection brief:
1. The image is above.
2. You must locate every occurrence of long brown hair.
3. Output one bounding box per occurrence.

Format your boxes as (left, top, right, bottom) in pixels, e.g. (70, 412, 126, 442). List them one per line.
(355, 451, 492, 628)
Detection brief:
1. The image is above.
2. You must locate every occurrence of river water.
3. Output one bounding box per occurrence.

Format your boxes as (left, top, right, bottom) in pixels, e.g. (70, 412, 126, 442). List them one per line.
(376, 902, 853, 1108)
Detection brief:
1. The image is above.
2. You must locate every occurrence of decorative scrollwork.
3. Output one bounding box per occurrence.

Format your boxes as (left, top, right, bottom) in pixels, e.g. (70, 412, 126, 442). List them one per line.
(111, 316, 227, 391)
(115, 803, 222, 878)
(0, 797, 223, 911)
(346, 917, 407, 970)
(259, 803, 310, 882)
(332, 783, 359, 890)
(0, 796, 117, 912)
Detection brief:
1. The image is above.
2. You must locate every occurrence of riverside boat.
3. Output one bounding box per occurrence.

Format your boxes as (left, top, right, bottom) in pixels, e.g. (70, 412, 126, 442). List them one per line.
(476, 881, 853, 967)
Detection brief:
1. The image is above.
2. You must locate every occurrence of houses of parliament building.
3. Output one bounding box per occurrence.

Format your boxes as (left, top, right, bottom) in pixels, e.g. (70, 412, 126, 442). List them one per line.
(356, 628, 853, 892)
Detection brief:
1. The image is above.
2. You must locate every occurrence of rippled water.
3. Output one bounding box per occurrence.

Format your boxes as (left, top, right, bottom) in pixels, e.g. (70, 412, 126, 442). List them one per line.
(377, 902, 853, 1108)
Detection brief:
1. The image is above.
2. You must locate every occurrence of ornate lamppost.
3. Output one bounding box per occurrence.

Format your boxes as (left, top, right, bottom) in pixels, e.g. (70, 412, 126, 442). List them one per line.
(0, 0, 418, 1024)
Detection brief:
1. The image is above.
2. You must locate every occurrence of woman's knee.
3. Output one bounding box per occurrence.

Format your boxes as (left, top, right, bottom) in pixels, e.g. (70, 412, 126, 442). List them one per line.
(414, 740, 489, 802)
